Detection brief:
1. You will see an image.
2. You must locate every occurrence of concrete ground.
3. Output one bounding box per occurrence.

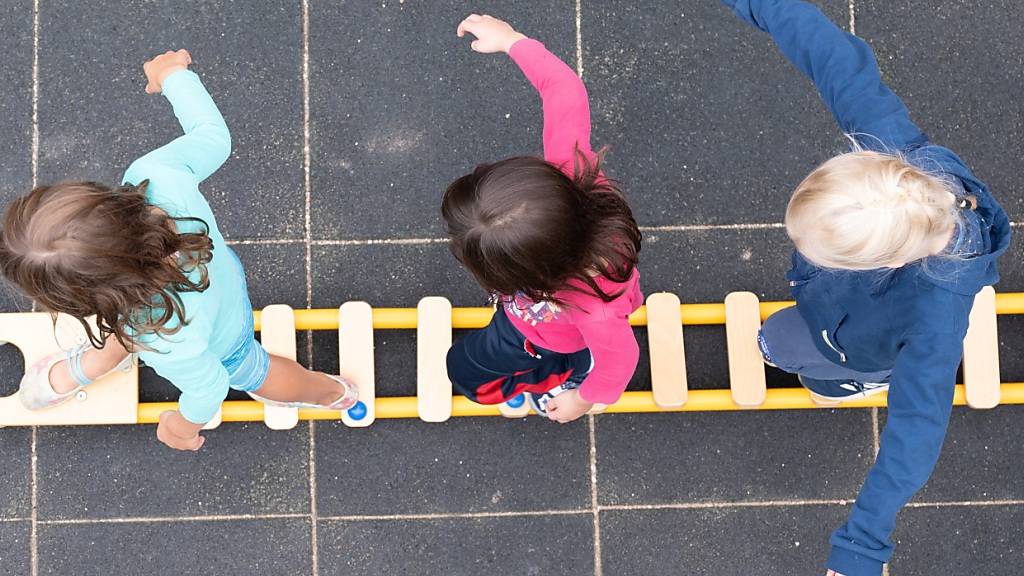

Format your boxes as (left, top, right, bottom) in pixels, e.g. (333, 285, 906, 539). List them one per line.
(1, 1, 1023, 575)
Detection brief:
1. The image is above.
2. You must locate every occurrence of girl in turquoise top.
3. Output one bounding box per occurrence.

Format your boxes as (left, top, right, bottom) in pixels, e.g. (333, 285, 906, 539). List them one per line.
(0, 50, 357, 451)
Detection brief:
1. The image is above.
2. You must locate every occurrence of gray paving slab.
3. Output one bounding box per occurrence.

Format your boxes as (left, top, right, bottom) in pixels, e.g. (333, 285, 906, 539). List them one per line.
(994, 231, 1024, 381)
(0, 428, 31, 519)
(38, 0, 304, 239)
(309, 0, 576, 240)
(997, 316, 1024, 384)
(595, 411, 873, 505)
(233, 243, 308, 311)
(0, 345, 26, 399)
(310, 241, 485, 391)
(890, 504, 1024, 576)
(311, 243, 483, 308)
(856, 0, 1024, 220)
(900, 405, 1024, 502)
(317, 514, 594, 576)
(0, 0, 33, 314)
(640, 228, 795, 301)
(38, 518, 312, 576)
(0, 521, 30, 576)
(36, 423, 310, 520)
(582, 0, 850, 228)
(600, 505, 850, 576)
(315, 418, 590, 516)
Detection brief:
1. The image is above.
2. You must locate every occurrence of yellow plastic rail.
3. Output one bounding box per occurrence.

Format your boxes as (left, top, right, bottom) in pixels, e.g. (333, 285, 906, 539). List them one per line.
(135, 383, 1024, 423)
(253, 293, 1024, 331)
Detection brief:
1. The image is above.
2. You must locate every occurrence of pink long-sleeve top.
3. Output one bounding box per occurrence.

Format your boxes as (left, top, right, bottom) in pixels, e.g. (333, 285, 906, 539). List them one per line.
(503, 39, 643, 405)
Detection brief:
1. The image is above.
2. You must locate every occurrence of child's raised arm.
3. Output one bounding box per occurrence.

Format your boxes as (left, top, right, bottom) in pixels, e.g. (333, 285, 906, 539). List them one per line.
(457, 14, 593, 168)
(722, 0, 927, 151)
(129, 49, 232, 183)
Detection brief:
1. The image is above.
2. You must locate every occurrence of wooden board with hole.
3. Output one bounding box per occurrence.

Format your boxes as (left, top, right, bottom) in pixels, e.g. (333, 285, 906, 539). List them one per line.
(258, 305, 300, 429)
(725, 292, 767, 408)
(647, 292, 688, 408)
(963, 286, 1000, 409)
(340, 302, 375, 427)
(417, 297, 453, 422)
(0, 313, 138, 426)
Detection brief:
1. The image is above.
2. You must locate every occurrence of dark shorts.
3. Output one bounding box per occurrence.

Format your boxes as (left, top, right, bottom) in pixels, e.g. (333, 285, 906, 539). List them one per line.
(758, 306, 891, 383)
(446, 309, 591, 405)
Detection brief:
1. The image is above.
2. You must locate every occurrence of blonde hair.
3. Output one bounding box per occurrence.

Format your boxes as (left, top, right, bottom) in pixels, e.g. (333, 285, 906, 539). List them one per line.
(785, 150, 960, 270)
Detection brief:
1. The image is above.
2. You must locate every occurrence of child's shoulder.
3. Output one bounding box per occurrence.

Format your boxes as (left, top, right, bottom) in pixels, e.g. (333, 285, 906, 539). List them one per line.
(561, 269, 642, 319)
(123, 159, 209, 218)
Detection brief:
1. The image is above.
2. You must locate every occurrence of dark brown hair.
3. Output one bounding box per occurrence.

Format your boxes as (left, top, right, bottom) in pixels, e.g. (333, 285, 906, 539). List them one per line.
(442, 151, 640, 304)
(0, 180, 214, 349)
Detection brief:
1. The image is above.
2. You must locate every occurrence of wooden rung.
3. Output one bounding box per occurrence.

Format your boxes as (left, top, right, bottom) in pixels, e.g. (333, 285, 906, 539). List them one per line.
(340, 302, 375, 427)
(725, 292, 767, 408)
(0, 313, 138, 426)
(417, 297, 453, 422)
(646, 292, 687, 407)
(258, 305, 300, 430)
(963, 286, 1000, 409)
(499, 394, 531, 418)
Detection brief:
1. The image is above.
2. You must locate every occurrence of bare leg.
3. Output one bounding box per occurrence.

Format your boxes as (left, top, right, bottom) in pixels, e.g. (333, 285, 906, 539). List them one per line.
(50, 336, 132, 394)
(252, 354, 348, 406)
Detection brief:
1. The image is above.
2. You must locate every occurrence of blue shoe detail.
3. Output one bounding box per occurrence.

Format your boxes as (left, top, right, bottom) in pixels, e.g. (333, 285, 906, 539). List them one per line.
(506, 393, 525, 408)
(797, 375, 889, 401)
(347, 401, 368, 420)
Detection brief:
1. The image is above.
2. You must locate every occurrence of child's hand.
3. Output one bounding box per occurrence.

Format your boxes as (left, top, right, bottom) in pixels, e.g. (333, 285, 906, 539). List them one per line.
(545, 388, 593, 424)
(156, 410, 206, 451)
(456, 14, 527, 54)
(144, 49, 192, 94)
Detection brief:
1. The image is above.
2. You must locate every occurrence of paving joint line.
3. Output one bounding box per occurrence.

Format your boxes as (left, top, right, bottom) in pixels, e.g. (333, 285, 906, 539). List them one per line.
(872, 401, 880, 455)
(30, 427, 38, 576)
(301, 3, 319, 574)
(29, 0, 39, 316)
(575, 0, 584, 78)
(848, 0, 856, 34)
(26, 498, 1023, 527)
(301, 0, 315, 368)
(29, 4, 40, 570)
(223, 222, 801, 249)
(309, 420, 319, 576)
(598, 499, 851, 512)
(317, 509, 591, 522)
(37, 513, 310, 526)
(588, 414, 603, 576)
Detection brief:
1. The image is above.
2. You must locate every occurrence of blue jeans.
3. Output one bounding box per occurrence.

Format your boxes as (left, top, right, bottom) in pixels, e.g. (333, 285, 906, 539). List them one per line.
(758, 306, 891, 384)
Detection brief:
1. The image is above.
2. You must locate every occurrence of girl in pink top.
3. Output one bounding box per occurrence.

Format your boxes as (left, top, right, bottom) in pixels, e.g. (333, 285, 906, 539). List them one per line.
(442, 14, 643, 424)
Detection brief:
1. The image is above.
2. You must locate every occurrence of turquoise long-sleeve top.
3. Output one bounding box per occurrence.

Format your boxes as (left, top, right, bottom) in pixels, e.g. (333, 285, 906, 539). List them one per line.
(121, 69, 244, 425)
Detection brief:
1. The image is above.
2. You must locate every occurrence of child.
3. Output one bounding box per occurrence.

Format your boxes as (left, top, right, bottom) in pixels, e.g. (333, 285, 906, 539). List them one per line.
(0, 50, 357, 451)
(443, 15, 643, 423)
(720, 2, 1011, 575)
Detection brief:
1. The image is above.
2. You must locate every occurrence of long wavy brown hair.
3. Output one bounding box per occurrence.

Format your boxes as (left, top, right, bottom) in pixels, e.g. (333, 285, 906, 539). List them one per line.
(0, 180, 214, 350)
(442, 150, 640, 305)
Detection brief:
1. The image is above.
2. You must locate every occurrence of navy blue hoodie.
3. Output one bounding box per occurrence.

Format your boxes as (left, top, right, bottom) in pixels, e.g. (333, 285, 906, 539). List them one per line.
(721, 1, 1012, 575)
